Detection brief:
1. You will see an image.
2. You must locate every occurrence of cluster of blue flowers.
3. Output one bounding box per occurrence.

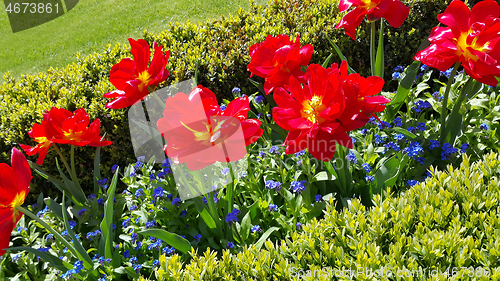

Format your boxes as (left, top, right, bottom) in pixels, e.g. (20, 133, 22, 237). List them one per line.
(145, 220, 157, 229)
(362, 163, 372, 173)
(194, 234, 202, 242)
(365, 175, 374, 183)
(428, 140, 440, 150)
(403, 141, 424, 164)
(384, 141, 401, 152)
(269, 146, 280, 154)
(77, 209, 87, 217)
(134, 156, 145, 171)
(265, 180, 282, 191)
(157, 158, 172, 178)
(60, 260, 84, 279)
(162, 246, 176, 256)
(97, 178, 108, 189)
(254, 95, 265, 104)
(440, 67, 454, 78)
(441, 143, 459, 160)
(202, 194, 219, 205)
(347, 151, 358, 164)
(393, 117, 403, 127)
(148, 239, 163, 251)
(378, 120, 391, 130)
(294, 150, 306, 157)
(394, 133, 405, 142)
(411, 100, 432, 113)
(225, 209, 240, 227)
(392, 66, 404, 80)
(268, 204, 278, 212)
(290, 180, 307, 194)
(86, 230, 101, 241)
(480, 123, 490, 130)
(251, 225, 263, 233)
(36, 206, 50, 218)
(407, 180, 419, 187)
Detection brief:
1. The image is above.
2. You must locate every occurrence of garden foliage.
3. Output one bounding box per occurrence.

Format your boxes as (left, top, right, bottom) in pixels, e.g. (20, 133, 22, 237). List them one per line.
(0, 0, 475, 200)
(2, 0, 500, 280)
(145, 152, 500, 280)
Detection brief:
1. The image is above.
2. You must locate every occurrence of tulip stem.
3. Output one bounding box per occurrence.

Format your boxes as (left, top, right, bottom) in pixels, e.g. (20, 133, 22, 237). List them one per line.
(232, 223, 244, 245)
(278, 190, 297, 218)
(16, 206, 79, 260)
(53, 144, 72, 179)
(439, 61, 461, 144)
(370, 21, 376, 76)
(69, 146, 84, 197)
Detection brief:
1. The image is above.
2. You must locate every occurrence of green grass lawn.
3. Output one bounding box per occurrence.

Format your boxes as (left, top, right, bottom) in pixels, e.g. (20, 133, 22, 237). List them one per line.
(0, 0, 266, 77)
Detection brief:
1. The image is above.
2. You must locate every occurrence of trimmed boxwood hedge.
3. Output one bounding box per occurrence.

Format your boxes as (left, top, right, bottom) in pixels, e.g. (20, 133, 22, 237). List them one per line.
(0, 0, 482, 201)
(142, 151, 500, 280)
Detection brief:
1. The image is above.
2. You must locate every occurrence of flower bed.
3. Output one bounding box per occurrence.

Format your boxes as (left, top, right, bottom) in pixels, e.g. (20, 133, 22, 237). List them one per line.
(0, 0, 468, 202)
(1, 0, 500, 280)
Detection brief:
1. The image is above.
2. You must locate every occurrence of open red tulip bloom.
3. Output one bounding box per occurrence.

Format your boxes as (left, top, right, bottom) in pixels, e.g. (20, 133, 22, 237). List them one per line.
(336, 0, 410, 40)
(273, 63, 388, 161)
(248, 34, 313, 95)
(414, 0, 500, 86)
(104, 38, 171, 109)
(157, 86, 264, 170)
(0, 148, 31, 257)
(20, 108, 112, 165)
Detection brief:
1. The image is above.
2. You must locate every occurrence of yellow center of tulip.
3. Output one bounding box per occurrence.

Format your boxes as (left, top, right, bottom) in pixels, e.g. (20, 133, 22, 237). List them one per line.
(456, 32, 489, 61)
(182, 119, 227, 145)
(136, 71, 152, 92)
(361, 0, 377, 10)
(10, 191, 26, 222)
(35, 136, 51, 147)
(302, 96, 326, 124)
(63, 129, 84, 141)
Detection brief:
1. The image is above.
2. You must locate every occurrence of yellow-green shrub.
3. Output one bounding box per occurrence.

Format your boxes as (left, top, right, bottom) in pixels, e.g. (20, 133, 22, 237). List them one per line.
(0, 0, 478, 201)
(147, 152, 500, 280)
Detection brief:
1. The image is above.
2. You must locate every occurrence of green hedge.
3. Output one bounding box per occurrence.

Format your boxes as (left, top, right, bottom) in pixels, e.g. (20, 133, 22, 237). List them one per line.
(0, 0, 477, 201)
(141, 151, 500, 280)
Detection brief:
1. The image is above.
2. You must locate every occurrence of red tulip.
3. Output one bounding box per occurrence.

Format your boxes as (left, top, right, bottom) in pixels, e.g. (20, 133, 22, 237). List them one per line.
(414, 0, 500, 86)
(336, 0, 410, 40)
(104, 38, 171, 109)
(248, 34, 313, 94)
(272, 64, 350, 161)
(20, 108, 112, 165)
(0, 148, 31, 256)
(273, 63, 388, 161)
(157, 86, 264, 170)
(335, 61, 389, 131)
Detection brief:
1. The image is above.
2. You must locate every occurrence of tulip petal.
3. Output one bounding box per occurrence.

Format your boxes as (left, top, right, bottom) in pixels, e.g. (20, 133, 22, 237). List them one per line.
(11, 148, 31, 197)
(438, 0, 470, 36)
(383, 0, 410, 28)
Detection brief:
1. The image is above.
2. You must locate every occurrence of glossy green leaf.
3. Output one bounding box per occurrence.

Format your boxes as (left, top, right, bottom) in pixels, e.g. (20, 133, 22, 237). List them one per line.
(6, 247, 70, 271)
(100, 167, 119, 259)
(392, 127, 417, 140)
(139, 229, 191, 254)
(93, 147, 101, 195)
(61, 193, 93, 269)
(254, 227, 279, 250)
(326, 36, 356, 73)
(388, 61, 420, 106)
(55, 158, 87, 206)
(374, 19, 384, 78)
